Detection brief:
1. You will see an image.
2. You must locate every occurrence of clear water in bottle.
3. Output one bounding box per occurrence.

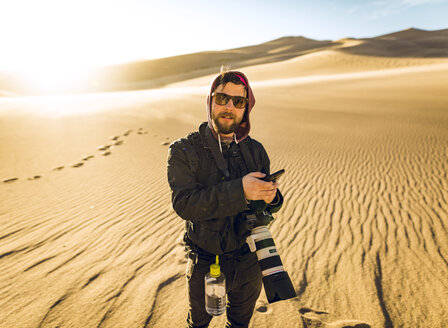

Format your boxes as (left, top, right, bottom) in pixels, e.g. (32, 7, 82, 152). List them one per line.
(205, 284, 226, 316)
(205, 255, 226, 316)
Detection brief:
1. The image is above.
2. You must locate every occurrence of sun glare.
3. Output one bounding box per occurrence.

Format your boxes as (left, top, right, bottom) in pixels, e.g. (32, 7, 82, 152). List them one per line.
(0, 0, 220, 95)
(0, 0, 147, 94)
(18, 65, 95, 94)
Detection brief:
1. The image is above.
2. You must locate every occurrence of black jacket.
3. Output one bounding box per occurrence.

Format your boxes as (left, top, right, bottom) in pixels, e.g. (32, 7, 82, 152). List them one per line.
(167, 122, 283, 255)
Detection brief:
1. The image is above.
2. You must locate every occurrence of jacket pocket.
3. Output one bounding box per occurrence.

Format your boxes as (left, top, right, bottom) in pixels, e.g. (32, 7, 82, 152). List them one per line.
(187, 221, 224, 254)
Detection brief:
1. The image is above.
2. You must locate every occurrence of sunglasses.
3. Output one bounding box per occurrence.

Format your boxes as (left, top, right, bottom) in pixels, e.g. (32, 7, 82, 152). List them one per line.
(213, 92, 248, 109)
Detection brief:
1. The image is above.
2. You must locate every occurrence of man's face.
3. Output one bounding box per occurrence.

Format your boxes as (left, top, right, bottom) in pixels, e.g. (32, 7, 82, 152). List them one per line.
(211, 82, 246, 136)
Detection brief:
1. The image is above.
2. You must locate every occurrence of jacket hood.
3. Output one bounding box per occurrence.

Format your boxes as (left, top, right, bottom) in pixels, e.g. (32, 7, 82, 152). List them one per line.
(206, 71, 255, 143)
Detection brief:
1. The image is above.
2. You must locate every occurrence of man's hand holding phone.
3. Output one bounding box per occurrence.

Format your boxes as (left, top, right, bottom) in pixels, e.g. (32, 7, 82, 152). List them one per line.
(242, 169, 284, 204)
(262, 169, 285, 182)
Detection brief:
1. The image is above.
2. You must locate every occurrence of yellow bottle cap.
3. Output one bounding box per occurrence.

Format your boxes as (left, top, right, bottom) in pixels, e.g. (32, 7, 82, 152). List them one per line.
(210, 255, 221, 277)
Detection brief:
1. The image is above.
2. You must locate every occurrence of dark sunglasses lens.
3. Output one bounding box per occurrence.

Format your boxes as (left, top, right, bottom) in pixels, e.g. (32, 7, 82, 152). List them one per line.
(215, 93, 229, 105)
(233, 97, 247, 109)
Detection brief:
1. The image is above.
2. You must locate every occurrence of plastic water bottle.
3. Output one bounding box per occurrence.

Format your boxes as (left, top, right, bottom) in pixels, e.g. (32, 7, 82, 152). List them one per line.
(205, 255, 226, 316)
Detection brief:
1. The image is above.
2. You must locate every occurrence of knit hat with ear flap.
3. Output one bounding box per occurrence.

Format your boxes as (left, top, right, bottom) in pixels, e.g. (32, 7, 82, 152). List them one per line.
(206, 71, 256, 143)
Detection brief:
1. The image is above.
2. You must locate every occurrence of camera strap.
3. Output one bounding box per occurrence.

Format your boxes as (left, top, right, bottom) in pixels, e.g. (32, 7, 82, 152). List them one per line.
(204, 125, 230, 178)
(239, 136, 258, 173)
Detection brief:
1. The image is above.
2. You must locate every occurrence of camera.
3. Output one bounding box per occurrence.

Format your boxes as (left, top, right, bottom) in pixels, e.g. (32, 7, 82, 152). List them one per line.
(244, 211, 296, 303)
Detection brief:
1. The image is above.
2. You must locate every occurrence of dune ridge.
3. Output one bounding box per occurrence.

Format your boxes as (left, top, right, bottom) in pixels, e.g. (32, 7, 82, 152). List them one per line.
(1, 27, 448, 95)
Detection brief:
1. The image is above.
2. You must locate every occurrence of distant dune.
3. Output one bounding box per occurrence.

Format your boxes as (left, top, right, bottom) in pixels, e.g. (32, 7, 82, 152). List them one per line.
(1, 27, 448, 328)
(0, 27, 447, 95)
(340, 28, 448, 57)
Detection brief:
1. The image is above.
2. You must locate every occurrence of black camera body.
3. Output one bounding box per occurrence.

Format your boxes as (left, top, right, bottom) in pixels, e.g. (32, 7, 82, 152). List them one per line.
(244, 211, 272, 230)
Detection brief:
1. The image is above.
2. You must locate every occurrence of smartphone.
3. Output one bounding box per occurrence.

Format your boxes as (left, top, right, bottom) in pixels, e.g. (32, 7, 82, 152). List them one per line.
(262, 169, 285, 182)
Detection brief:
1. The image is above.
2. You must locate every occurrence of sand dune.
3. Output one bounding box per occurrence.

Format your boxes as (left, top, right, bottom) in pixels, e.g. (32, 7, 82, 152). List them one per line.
(1, 28, 447, 96)
(167, 36, 448, 89)
(340, 28, 448, 58)
(1, 30, 448, 327)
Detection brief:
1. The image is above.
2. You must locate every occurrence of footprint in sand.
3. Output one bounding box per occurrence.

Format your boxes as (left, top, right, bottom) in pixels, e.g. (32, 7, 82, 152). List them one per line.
(137, 128, 148, 135)
(299, 308, 371, 328)
(9, 132, 126, 183)
(160, 136, 171, 146)
(124, 130, 132, 136)
(97, 145, 111, 151)
(255, 300, 272, 314)
(3, 177, 18, 183)
(82, 155, 94, 161)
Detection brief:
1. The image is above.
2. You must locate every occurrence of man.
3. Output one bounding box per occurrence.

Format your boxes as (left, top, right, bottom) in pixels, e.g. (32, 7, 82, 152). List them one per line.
(167, 69, 283, 328)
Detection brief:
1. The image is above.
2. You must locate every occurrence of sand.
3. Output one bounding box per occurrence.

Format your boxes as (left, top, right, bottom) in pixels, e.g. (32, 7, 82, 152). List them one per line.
(1, 31, 448, 327)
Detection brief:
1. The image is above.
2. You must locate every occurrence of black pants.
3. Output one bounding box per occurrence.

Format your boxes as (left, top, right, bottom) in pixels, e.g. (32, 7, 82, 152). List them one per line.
(186, 247, 262, 328)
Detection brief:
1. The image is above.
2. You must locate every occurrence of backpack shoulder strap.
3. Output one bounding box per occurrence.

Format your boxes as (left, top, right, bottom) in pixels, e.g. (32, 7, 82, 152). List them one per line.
(239, 136, 258, 172)
(184, 131, 212, 185)
(181, 132, 200, 176)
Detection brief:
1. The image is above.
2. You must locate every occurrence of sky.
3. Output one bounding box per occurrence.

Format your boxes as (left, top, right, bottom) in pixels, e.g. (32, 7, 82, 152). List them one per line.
(0, 0, 447, 74)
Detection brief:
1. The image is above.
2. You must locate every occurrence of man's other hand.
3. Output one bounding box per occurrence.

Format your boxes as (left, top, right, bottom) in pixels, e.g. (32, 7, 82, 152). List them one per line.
(242, 172, 278, 204)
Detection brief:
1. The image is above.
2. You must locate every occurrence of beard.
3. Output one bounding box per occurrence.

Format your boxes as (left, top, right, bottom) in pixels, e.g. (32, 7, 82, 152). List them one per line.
(212, 112, 242, 135)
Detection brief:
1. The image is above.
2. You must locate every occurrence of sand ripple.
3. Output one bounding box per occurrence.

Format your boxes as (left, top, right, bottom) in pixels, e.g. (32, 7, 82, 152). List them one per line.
(1, 55, 448, 327)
